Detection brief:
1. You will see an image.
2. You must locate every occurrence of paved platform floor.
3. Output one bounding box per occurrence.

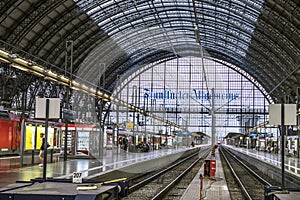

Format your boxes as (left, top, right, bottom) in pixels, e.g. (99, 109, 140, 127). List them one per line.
(181, 147, 231, 200)
(226, 145, 300, 177)
(274, 191, 300, 200)
(0, 146, 200, 188)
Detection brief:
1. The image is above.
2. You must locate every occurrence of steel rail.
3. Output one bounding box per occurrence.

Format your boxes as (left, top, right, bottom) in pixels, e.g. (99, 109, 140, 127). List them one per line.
(220, 146, 252, 200)
(220, 146, 272, 200)
(223, 146, 272, 187)
(129, 149, 203, 192)
(151, 157, 200, 200)
(128, 147, 210, 195)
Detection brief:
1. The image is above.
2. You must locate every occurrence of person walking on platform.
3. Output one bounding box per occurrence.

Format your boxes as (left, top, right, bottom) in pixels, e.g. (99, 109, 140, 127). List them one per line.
(274, 144, 278, 154)
(39, 133, 49, 167)
(123, 137, 128, 151)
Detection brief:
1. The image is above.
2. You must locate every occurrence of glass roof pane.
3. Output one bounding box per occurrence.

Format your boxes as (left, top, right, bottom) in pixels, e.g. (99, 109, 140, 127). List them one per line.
(86, 6, 101, 15)
(73, 0, 266, 74)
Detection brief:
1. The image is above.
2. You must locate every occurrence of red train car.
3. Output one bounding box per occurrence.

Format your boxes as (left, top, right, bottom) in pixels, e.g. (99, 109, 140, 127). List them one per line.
(0, 110, 62, 156)
(0, 111, 21, 155)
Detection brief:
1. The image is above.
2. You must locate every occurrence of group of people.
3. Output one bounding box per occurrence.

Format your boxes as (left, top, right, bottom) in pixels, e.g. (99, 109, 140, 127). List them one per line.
(119, 137, 151, 152)
(136, 141, 150, 152)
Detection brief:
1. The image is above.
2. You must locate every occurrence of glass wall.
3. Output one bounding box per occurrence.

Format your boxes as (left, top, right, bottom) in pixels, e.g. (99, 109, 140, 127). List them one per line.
(111, 56, 271, 141)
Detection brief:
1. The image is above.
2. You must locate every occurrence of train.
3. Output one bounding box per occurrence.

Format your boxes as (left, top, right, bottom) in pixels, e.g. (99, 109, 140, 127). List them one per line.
(0, 110, 207, 156)
(0, 111, 20, 155)
(0, 110, 99, 156)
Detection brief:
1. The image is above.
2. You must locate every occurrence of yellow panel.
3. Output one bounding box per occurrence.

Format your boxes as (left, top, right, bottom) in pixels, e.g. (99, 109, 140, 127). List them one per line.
(36, 126, 44, 150)
(25, 125, 34, 150)
(126, 121, 133, 129)
(48, 127, 54, 147)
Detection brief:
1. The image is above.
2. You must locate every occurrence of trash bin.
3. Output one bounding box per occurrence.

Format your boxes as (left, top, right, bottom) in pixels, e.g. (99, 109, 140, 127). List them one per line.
(204, 159, 216, 178)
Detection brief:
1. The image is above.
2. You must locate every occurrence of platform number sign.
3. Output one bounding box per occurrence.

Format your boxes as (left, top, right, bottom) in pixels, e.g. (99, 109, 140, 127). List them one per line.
(73, 172, 82, 184)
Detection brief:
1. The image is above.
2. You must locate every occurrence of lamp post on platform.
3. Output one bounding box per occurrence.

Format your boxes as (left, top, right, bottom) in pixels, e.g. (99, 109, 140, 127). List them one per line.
(35, 98, 60, 182)
(132, 85, 137, 148)
(64, 40, 73, 161)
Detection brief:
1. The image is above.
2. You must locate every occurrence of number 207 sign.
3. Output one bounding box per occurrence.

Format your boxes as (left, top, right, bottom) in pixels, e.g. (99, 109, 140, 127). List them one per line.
(73, 172, 82, 183)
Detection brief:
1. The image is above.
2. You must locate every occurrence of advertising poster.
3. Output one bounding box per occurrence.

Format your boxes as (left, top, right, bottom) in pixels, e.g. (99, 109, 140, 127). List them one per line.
(25, 125, 35, 150)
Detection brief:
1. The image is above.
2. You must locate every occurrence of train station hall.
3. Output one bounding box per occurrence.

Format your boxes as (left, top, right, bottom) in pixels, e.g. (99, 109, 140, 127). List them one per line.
(0, 0, 299, 199)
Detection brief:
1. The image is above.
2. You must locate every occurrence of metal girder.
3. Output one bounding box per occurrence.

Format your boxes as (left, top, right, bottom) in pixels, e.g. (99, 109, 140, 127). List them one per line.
(0, 0, 299, 109)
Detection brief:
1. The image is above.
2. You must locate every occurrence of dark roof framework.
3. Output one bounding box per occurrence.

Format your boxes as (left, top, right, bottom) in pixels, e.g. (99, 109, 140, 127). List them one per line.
(0, 0, 299, 103)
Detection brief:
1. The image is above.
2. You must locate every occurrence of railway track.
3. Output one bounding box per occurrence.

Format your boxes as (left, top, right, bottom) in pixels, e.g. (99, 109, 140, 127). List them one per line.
(122, 147, 211, 200)
(220, 146, 273, 200)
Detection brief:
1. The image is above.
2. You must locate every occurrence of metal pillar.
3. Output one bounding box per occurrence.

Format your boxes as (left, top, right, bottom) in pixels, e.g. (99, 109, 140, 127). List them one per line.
(280, 103, 285, 190)
(43, 99, 50, 181)
(211, 88, 216, 148)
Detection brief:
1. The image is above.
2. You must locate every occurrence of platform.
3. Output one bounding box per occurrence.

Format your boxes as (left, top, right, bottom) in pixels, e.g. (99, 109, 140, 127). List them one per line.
(0, 146, 204, 188)
(225, 145, 300, 177)
(0, 181, 118, 200)
(274, 191, 300, 200)
(181, 147, 231, 200)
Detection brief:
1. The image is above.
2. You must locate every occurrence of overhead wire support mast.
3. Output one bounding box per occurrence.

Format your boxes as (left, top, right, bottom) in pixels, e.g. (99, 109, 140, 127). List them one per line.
(192, 0, 215, 148)
(191, 0, 211, 108)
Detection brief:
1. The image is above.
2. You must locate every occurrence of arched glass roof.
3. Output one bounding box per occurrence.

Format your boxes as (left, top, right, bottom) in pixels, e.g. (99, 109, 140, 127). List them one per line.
(74, 0, 300, 102)
(0, 0, 299, 108)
